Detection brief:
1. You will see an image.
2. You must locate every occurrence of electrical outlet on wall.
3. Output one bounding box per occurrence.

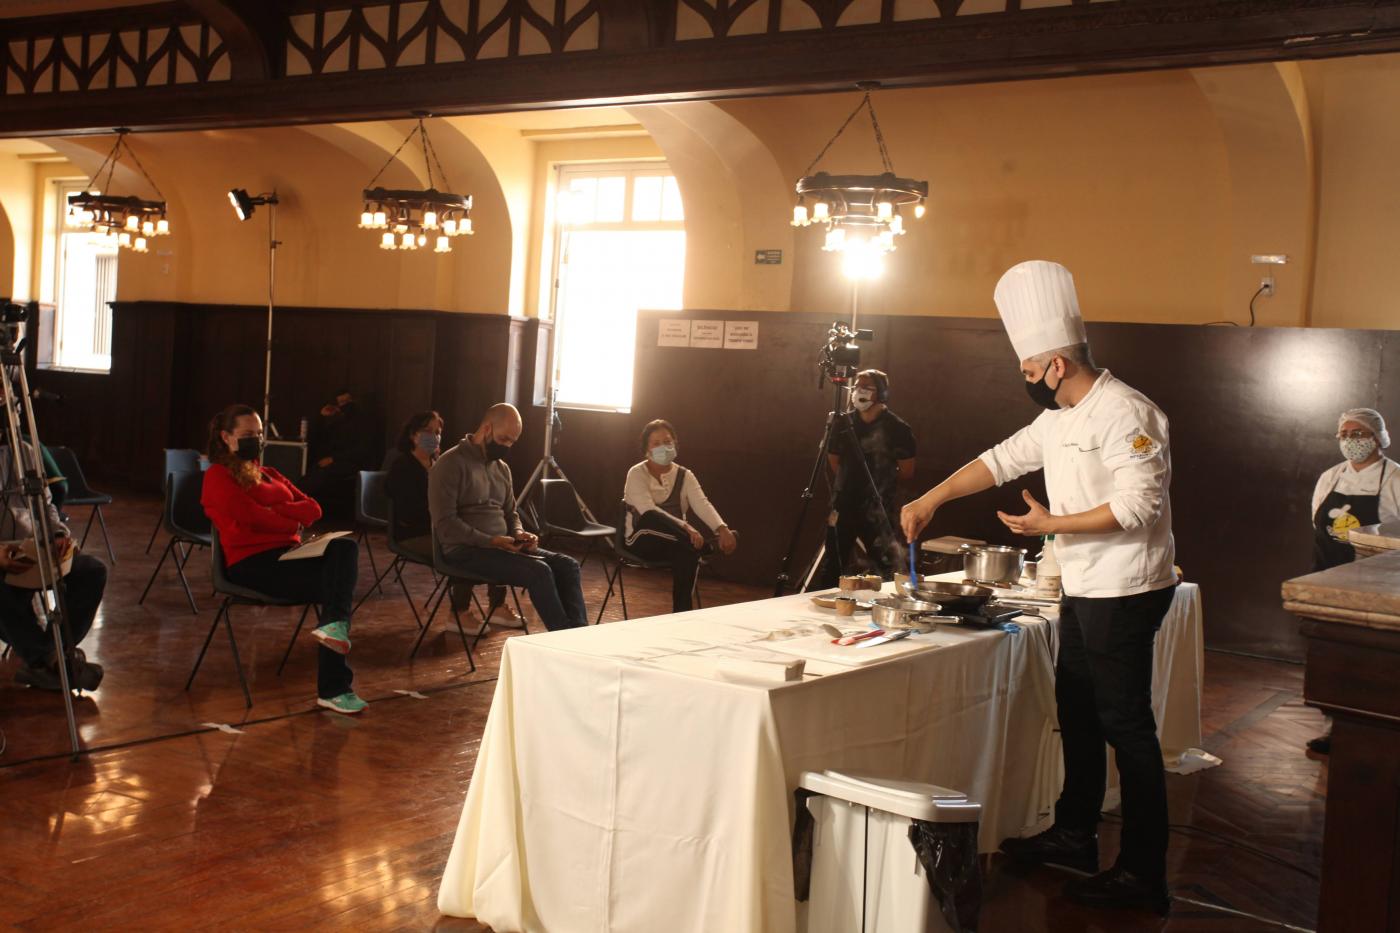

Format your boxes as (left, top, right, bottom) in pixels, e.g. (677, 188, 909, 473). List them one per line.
(1251, 254, 1287, 300)
(1260, 274, 1275, 298)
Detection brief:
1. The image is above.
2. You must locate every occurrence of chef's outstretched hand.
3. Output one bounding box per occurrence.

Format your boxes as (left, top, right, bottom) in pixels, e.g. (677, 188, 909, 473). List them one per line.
(901, 495, 937, 544)
(997, 490, 1056, 537)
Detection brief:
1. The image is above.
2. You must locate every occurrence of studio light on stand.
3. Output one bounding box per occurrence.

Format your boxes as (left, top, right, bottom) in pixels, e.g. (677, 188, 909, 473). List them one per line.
(228, 188, 281, 433)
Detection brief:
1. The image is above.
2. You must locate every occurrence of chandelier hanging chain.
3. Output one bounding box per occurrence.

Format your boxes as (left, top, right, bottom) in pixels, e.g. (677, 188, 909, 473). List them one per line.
(866, 96, 894, 175)
(87, 134, 125, 194)
(417, 117, 436, 190)
(364, 122, 422, 190)
(801, 92, 894, 177)
(422, 123, 455, 194)
(119, 134, 166, 201)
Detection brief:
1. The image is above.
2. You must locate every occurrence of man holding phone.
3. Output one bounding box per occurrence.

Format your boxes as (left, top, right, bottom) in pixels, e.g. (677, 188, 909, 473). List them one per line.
(0, 438, 107, 691)
(428, 403, 586, 630)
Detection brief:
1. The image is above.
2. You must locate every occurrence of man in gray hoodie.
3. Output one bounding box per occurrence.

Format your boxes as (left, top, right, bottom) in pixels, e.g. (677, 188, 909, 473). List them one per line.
(429, 403, 586, 630)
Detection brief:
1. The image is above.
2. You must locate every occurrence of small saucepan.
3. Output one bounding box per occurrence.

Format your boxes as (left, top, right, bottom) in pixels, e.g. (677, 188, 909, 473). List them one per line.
(959, 544, 1026, 586)
(899, 580, 994, 615)
(871, 597, 947, 632)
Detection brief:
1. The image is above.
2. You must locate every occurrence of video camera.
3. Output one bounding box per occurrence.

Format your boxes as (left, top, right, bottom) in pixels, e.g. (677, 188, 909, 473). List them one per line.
(818, 320, 874, 388)
(0, 298, 34, 357)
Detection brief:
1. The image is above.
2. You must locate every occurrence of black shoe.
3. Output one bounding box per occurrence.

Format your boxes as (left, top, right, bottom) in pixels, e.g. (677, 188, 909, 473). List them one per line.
(1065, 866, 1170, 916)
(69, 658, 103, 692)
(1000, 825, 1099, 874)
(1306, 733, 1331, 755)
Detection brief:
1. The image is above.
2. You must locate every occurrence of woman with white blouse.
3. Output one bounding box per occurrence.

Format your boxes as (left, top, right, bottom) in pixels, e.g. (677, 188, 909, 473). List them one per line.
(622, 419, 737, 613)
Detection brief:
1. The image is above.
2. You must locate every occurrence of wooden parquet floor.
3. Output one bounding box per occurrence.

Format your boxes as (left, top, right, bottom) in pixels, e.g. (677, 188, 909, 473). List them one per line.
(0, 493, 1326, 931)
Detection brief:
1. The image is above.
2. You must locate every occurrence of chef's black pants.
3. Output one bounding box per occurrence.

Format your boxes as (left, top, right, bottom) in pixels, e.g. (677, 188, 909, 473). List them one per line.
(1054, 585, 1176, 882)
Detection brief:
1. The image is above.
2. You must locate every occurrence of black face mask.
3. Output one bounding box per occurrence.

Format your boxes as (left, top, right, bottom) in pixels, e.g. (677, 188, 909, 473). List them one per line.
(234, 436, 264, 461)
(484, 440, 509, 462)
(1025, 364, 1062, 411)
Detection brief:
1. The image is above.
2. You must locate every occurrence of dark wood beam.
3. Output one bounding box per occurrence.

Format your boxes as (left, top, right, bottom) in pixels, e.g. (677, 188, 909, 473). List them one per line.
(3, 0, 1400, 136)
(180, 0, 288, 80)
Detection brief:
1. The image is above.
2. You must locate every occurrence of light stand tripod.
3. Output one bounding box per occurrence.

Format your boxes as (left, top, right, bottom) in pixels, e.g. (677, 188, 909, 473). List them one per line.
(228, 189, 281, 433)
(0, 300, 82, 759)
(517, 386, 602, 526)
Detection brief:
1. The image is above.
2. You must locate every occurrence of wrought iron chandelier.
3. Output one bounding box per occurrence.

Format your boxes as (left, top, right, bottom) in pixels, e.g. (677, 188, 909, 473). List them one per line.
(790, 86, 927, 260)
(358, 114, 473, 254)
(66, 128, 170, 254)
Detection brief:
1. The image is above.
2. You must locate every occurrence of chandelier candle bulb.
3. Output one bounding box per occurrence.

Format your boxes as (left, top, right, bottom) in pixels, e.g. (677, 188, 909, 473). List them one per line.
(443, 218, 457, 235)
(141, 220, 155, 236)
(400, 232, 415, 249)
(914, 202, 926, 219)
(417, 233, 427, 247)
(423, 211, 438, 229)
(372, 211, 386, 228)
(434, 236, 450, 253)
(380, 232, 396, 249)
(792, 204, 808, 226)
(156, 217, 169, 235)
(133, 236, 148, 253)
(125, 215, 139, 231)
(117, 232, 131, 248)
(461, 218, 473, 235)
(359, 211, 373, 228)
(876, 201, 893, 221)
(890, 214, 904, 235)
(813, 201, 830, 221)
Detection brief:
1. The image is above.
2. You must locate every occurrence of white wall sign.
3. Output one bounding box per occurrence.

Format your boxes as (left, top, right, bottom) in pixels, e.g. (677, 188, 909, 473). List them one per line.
(691, 320, 724, 348)
(723, 321, 759, 350)
(658, 319, 691, 347)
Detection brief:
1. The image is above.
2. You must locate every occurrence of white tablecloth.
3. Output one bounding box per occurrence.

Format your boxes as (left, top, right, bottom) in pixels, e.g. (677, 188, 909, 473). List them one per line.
(438, 581, 1203, 933)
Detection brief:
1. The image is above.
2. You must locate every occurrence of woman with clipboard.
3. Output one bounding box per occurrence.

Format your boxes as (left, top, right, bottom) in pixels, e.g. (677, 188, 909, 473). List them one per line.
(201, 404, 365, 715)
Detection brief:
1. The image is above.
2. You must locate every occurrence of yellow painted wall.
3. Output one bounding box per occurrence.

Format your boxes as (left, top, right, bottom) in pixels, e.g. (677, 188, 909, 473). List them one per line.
(3, 53, 1400, 329)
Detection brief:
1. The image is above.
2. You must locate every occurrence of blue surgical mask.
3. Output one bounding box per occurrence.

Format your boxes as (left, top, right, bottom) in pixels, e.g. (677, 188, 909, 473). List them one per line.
(415, 432, 441, 454)
(649, 444, 677, 466)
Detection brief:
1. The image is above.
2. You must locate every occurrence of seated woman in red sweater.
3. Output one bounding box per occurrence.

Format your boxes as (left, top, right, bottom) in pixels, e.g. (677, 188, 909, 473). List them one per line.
(200, 403, 365, 715)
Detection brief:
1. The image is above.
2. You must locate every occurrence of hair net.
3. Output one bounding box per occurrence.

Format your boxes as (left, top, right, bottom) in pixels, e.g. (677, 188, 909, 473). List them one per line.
(1339, 408, 1390, 449)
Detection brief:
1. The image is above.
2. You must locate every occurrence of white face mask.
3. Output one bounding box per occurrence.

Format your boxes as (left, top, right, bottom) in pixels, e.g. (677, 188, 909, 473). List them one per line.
(1341, 436, 1378, 463)
(649, 444, 677, 467)
(851, 389, 876, 412)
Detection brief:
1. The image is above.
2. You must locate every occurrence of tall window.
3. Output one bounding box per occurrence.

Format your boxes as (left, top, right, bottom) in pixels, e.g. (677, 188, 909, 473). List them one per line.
(550, 163, 685, 412)
(49, 179, 117, 371)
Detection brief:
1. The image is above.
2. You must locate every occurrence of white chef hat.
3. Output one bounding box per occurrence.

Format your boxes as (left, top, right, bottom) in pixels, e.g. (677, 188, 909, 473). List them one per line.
(1339, 408, 1390, 448)
(993, 260, 1088, 362)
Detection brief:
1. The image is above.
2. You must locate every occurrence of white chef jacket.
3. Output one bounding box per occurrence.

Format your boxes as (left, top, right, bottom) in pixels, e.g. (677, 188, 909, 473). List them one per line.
(978, 370, 1176, 599)
(1310, 457, 1400, 524)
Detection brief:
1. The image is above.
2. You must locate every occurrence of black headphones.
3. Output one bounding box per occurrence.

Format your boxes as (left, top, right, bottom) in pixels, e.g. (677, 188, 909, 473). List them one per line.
(858, 369, 890, 404)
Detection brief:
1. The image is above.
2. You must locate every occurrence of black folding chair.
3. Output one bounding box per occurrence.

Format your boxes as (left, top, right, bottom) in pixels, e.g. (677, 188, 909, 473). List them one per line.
(186, 527, 320, 708)
(138, 470, 210, 614)
(596, 501, 703, 624)
(353, 499, 446, 633)
(50, 446, 115, 563)
(146, 448, 201, 554)
(534, 477, 616, 568)
(354, 470, 389, 599)
(412, 535, 527, 660)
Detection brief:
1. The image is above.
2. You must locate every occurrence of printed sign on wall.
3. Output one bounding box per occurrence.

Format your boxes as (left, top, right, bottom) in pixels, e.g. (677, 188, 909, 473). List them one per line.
(723, 321, 759, 350)
(658, 319, 691, 347)
(691, 321, 724, 349)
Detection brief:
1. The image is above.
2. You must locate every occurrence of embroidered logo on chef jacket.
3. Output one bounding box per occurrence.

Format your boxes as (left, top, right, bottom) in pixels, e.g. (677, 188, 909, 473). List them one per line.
(1126, 432, 1158, 460)
(1329, 503, 1361, 541)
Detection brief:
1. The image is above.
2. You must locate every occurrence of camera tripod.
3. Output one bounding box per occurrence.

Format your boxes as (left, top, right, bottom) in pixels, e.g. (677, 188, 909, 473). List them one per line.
(773, 380, 899, 597)
(517, 387, 602, 527)
(0, 301, 82, 759)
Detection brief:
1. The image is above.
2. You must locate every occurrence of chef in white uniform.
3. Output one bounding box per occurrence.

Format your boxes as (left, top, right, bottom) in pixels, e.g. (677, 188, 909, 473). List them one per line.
(901, 260, 1177, 916)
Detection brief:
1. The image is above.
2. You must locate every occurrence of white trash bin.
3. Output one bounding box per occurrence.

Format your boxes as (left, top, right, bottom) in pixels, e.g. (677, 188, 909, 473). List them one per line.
(794, 771, 982, 933)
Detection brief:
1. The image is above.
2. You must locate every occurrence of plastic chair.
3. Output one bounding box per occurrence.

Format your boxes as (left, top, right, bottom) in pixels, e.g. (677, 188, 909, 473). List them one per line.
(186, 527, 320, 708)
(49, 446, 115, 563)
(138, 470, 211, 614)
(352, 498, 448, 633)
(146, 448, 201, 554)
(354, 470, 389, 598)
(413, 535, 527, 660)
(595, 501, 704, 624)
(534, 477, 616, 567)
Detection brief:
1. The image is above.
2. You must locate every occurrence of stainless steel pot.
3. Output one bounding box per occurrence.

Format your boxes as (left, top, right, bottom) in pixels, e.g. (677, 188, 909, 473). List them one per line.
(870, 597, 947, 632)
(959, 544, 1026, 585)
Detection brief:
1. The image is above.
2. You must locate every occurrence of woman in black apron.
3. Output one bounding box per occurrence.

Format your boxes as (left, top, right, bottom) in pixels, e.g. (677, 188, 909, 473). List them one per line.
(1307, 408, 1394, 754)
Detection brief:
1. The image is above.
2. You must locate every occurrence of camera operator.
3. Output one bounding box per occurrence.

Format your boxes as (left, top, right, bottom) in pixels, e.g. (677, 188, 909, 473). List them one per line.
(811, 369, 916, 588)
(0, 429, 106, 692)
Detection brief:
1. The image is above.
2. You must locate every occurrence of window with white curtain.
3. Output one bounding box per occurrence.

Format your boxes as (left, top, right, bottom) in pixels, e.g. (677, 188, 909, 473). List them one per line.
(49, 179, 117, 372)
(549, 163, 685, 412)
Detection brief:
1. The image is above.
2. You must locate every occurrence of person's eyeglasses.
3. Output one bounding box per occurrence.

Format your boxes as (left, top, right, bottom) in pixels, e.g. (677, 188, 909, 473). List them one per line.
(1337, 430, 1375, 440)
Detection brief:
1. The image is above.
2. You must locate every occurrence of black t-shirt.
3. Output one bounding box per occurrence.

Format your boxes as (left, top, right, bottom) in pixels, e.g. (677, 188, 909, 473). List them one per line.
(385, 453, 432, 541)
(829, 408, 916, 514)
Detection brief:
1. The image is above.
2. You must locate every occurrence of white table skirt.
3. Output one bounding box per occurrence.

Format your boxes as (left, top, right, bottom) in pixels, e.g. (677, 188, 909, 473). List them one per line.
(438, 581, 1203, 933)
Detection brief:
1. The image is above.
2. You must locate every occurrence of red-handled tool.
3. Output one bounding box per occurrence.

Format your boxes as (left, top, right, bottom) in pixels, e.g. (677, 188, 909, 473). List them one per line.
(833, 628, 886, 646)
